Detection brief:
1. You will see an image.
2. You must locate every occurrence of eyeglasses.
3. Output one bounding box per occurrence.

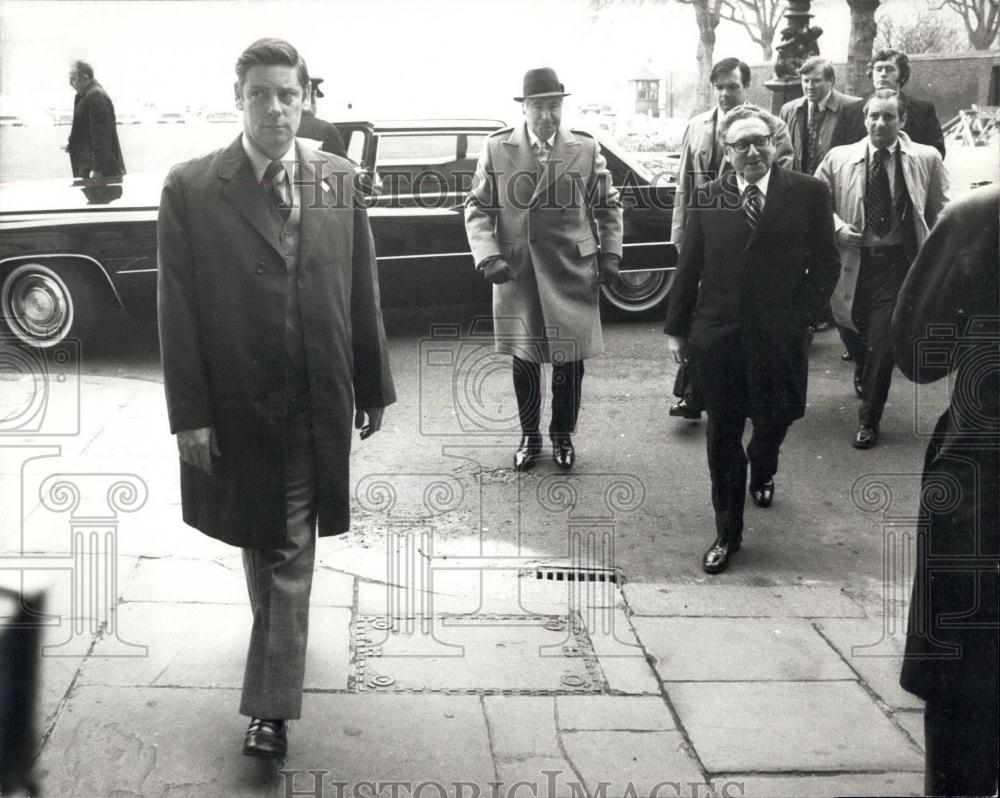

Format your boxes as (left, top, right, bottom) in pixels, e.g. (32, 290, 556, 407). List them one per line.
(725, 135, 772, 153)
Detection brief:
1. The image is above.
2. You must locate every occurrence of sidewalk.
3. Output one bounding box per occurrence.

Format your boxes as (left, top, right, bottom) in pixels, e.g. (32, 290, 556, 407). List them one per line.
(1, 376, 926, 798)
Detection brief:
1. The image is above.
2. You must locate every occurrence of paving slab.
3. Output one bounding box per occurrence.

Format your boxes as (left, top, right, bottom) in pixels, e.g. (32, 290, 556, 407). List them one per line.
(556, 696, 675, 731)
(562, 730, 705, 797)
(730, 772, 924, 797)
(597, 654, 664, 694)
(814, 618, 924, 709)
(668, 681, 924, 773)
(894, 710, 925, 751)
(634, 617, 855, 681)
(624, 584, 864, 617)
(80, 603, 351, 691)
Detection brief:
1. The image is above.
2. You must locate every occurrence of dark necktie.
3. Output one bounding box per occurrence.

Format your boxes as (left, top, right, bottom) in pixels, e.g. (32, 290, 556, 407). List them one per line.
(743, 184, 762, 231)
(263, 160, 291, 222)
(806, 102, 821, 173)
(867, 149, 892, 237)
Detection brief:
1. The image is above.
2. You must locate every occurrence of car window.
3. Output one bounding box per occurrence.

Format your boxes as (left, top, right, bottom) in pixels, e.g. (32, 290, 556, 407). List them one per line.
(376, 132, 484, 199)
(346, 131, 366, 163)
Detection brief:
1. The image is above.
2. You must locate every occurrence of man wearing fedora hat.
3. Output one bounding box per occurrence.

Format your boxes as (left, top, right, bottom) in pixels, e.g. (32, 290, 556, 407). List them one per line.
(465, 67, 623, 471)
(296, 76, 348, 158)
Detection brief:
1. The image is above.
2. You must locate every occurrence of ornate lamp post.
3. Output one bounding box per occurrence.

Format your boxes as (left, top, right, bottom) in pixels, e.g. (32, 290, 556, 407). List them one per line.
(765, 0, 823, 113)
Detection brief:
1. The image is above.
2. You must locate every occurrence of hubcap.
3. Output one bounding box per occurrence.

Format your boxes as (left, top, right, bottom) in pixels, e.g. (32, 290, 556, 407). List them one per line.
(602, 270, 670, 313)
(2, 266, 72, 345)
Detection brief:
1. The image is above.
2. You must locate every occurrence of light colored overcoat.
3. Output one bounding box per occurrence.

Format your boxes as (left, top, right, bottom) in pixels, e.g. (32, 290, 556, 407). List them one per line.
(815, 133, 949, 332)
(464, 124, 623, 363)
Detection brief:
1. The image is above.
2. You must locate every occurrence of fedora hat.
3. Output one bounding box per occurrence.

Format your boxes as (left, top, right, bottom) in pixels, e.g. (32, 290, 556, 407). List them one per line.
(514, 67, 570, 102)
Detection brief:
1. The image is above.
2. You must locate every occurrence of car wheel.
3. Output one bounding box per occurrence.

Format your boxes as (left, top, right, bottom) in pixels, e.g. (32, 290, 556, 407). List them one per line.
(600, 269, 671, 319)
(1, 262, 102, 348)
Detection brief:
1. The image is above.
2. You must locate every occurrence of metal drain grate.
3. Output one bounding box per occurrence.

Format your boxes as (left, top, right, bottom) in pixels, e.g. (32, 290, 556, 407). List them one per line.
(531, 566, 618, 584)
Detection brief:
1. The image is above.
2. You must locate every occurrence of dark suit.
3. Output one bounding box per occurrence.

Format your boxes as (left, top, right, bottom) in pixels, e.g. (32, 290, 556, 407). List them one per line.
(296, 111, 348, 158)
(67, 80, 125, 178)
(893, 185, 998, 796)
(845, 91, 945, 158)
(779, 89, 864, 174)
(663, 165, 840, 539)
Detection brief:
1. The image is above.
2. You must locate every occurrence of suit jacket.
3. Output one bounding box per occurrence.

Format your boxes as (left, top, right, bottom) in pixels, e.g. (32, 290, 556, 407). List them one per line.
(67, 81, 125, 178)
(670, 105, 794, 252)
(815, 133, 949, 331)
(157, 136, 395, 549)
(296, 112, 348, 158)
(893, 184, 999, 703)
(844, 91, 946, 158)
(663, 165, 840, 423)
(779, 89, 864, 173)
(464, 123, 623, 363)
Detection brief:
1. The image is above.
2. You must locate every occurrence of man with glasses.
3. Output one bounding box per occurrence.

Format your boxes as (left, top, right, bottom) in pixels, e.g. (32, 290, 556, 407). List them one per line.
(663, 106, 839, 574)
(668, 58, 793, 421)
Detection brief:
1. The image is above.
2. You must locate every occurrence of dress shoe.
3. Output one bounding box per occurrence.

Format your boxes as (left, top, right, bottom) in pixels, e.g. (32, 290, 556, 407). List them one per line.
(513, 435, 542, 472)
(243, 718, 287, 758)
(853, 366, 863, 399)
(552, 436, 575, 469)
(669, 397, 702, 420)
(853, 424, 879, 449)
(840, 350, 853, 362)
(749, 478, 775, 508)
(702, 536, 742, 575)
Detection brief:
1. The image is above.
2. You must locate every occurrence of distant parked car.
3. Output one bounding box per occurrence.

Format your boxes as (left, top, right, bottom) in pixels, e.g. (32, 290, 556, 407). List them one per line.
(49, 111, 74, 126)
(205, 111, 239, 124)
(155, 112, 187, 124)
(116, 112, 142, 125)
(0, 119, 677, 348)
(0, 115, 26, 127)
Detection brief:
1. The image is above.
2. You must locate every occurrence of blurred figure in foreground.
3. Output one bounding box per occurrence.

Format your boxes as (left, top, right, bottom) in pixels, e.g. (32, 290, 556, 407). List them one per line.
(67, 60, 125, 180)
(893, 184, 999, 797)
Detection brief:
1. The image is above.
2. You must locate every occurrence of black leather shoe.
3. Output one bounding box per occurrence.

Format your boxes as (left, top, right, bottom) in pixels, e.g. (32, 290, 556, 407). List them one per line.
(243, 718, 287, 758)
(514, 435, 542, 472)
(552, 436, 575, 469)
(702, 536, 742, 575)
(669, 397, 702, 420)
(853, 366, 863, 399)
(749, 478, 774, 508)
(840, 350, 853, 362)
(853, 424, 879, 449)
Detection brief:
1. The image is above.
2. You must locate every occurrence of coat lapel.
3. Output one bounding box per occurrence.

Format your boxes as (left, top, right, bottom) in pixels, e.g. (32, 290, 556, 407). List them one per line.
(530, 128, 584, 204)
(218, 137, 283, 257)
(744, 165, 790, 252)
(500, 124, 537, 178)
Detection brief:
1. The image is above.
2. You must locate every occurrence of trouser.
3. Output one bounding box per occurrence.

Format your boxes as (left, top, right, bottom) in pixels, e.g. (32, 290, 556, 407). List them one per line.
(923, 692, 999, 796)
(852, 247, 910, 427)
(512, 356, 584, 439)
(240, 407, 317, 720)
(672, 358, 704, 410)
(706, 410, 791, 540)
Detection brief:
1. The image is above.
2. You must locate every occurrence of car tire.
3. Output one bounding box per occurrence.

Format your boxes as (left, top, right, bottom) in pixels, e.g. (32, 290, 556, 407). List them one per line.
(1, 262, 104, 348)
(600, 269, 671, 320)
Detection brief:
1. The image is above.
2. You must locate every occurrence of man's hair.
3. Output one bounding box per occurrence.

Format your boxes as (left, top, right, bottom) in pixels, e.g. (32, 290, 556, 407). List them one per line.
(235, 38, 309, 91)
(719, 105, 780, 142)
(71, 60, 94, 80)
(862, 88, 906, 117)
(867, 49, 910, 88)
(710, 57, 751, 88)
(798, 56, 835, 82)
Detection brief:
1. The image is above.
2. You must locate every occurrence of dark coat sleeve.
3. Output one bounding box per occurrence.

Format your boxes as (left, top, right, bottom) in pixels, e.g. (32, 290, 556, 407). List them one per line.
(801, 179, 841, 321)
(156, 166, 214, 433)
(662, 199, 706, 337)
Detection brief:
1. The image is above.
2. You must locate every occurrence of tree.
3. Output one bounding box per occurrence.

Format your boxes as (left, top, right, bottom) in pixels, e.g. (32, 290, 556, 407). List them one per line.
(932, 0, 999, 49)
(875, 9, 964, 53)
(719, 0, 787, 60)
(846, 0, 880, 96)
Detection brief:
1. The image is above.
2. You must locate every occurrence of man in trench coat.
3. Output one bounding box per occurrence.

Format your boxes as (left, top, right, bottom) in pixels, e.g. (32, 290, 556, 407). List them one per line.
(157, 38, 394, 759)
(663, 106, 840, 574)
(465, 67, 623, 471)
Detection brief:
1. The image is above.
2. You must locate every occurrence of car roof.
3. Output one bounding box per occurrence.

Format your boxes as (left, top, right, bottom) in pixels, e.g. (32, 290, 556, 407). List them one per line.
(342, 119, 506, 133)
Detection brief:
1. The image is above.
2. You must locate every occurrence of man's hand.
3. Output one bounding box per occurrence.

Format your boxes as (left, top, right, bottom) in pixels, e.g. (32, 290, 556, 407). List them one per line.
(597, 254, 622, 288)
(481, 258, 514, 285)
(836, 224, 864, 249)
(176, 427, 220, 474)
(665, 334, 687, 365)
(355, 407, 385, 440)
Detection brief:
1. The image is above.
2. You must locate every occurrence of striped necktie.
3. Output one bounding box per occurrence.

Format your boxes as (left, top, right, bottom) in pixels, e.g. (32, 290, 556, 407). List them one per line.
(263, 160, 291, 222)
(743, 184, 762, 231)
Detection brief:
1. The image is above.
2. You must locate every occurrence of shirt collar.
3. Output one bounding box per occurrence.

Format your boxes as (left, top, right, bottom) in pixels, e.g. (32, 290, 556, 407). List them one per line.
(241, 133, 297, 182)
(866, 138, 899, 160)
(525, 125, 556, 150)
(736, 167, 771, 197)
(810, 89, 833, 112)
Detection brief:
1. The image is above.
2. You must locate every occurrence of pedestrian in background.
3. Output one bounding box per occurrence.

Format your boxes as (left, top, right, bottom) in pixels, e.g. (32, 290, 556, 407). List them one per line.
(816, 89, 948, 450)
(892, 184, 999, 797)
(465, 67, 623, 472)
(663, 106, 839, 575)
(296, 76, 348, 158)
(157, 37, 394, 759)
(67, 60, 125, 180)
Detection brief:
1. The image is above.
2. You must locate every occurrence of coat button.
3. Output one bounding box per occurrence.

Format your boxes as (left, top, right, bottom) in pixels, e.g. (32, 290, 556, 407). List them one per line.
(255, 263, 266, 274)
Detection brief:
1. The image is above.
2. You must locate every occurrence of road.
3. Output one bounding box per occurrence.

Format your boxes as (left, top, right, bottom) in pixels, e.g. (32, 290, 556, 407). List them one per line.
(71, 307, 948, 595)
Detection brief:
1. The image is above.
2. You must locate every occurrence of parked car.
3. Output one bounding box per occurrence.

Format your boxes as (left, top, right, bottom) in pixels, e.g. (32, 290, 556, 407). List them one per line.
(155, 111, 187, 124)
(205, 110, 239, 124)
(0, 115, 26, 127)
(0, 119, 676, 348)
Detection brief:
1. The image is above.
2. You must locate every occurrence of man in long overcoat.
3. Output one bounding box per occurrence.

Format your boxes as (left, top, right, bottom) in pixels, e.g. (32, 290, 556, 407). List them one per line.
(892, 184, 998, 797)
(157, 38, 394, 759)
(465, 67, 623, 471)
(663, 106, 840, 574)
(67, 60, 125, 180)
